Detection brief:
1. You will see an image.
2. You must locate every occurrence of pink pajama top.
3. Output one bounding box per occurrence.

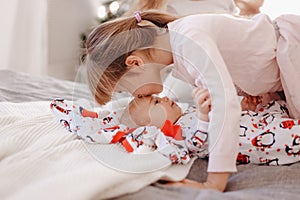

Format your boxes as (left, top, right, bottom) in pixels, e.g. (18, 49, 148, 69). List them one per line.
(168, 13, 300, 172)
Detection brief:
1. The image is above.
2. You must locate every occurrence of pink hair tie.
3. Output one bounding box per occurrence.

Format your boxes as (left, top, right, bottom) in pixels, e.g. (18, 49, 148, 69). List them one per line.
(134, 11, 142, 23)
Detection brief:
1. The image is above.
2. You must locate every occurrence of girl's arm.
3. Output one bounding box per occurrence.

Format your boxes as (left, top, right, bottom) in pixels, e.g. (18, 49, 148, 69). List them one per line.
(168, 23, 241, 191)
(166, 88, 230, 192)
(194, 88, 230, 192)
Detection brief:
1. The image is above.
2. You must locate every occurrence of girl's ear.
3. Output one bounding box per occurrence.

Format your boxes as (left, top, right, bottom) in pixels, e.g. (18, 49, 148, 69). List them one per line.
(125, 55, 144, 68)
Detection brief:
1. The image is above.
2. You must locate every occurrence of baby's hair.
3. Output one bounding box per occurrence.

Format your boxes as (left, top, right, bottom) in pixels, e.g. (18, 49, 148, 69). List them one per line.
(84, 10, 178, 105)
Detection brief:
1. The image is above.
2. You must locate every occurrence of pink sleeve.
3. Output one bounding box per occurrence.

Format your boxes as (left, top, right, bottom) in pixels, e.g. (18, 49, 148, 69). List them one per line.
(171, 31, 241, 172)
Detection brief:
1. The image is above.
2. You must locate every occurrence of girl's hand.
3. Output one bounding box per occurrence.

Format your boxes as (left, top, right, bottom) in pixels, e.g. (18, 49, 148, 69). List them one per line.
(241, 95, 262, 111)
(166, 172, 229, 192)
(193, 88, 211, 122)
(166, 178, 206, 189)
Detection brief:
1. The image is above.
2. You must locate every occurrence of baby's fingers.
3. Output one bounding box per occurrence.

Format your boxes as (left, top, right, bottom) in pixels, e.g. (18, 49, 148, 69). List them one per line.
(201, 98, 212, 110)
(198, 92, 210, 106)
(193, 88, 210, 102)
(193, 88, 204, 98)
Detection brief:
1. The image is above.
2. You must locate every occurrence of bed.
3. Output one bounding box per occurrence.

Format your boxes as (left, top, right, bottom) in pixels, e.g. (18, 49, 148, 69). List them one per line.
(1, 69, 299, 200)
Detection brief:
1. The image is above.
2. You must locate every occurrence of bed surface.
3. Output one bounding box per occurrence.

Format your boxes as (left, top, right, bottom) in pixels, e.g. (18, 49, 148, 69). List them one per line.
(1, 69, 299, 200)
(0, 70, 93, 103)
(118, 159, 300, 200)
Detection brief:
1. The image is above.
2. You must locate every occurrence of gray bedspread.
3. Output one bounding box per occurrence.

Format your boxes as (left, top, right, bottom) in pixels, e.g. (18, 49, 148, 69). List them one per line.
(117, 159, 300, 200)
(1, 69, 299, 200)
(0, 69, 93, 103)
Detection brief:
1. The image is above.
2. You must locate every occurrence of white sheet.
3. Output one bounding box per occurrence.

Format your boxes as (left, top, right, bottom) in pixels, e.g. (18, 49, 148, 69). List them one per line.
(0, 101, 193, 199)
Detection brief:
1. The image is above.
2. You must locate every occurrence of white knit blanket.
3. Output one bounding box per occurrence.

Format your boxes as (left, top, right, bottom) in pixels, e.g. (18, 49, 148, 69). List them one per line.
(0, 101, 193, 199)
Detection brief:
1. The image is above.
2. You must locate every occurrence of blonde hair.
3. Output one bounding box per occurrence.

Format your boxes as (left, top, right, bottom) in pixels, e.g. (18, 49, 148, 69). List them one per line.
(84, 11, 177, 105)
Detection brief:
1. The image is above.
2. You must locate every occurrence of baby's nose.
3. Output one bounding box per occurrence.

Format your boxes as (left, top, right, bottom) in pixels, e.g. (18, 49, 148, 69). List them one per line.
(162, 97, 169, 102)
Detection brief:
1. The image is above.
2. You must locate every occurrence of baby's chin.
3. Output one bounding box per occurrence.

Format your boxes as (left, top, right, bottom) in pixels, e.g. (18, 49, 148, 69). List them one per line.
(173, 117, 180, 124)
(172, 112, 182, 124)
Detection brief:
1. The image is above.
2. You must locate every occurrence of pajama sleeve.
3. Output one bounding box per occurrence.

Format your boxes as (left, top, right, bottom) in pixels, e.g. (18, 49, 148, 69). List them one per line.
(169, 27, 241, 172)
(197, 119, 209, 133)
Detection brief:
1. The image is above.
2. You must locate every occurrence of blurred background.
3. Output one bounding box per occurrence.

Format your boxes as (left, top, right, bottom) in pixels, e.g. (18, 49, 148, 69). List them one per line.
(0, 0, 299, 81)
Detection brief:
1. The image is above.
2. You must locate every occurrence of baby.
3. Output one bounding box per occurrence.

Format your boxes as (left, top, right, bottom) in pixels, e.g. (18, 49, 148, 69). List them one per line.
(51, 89, 299, 192)
(120, 88, 263, 127)
(120, 88, 300, 166)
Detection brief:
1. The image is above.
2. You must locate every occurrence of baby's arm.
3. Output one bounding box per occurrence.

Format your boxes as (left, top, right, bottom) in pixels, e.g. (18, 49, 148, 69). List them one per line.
(192, 88, 211, 122)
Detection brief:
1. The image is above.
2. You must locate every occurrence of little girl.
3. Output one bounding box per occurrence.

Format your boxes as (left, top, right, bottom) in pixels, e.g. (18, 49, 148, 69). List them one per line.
(84, 10, 300, 191)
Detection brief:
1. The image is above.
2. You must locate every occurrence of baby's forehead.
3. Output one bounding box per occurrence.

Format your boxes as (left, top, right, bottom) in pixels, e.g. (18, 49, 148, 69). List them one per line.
(131, 96, 153, 105)
(129, 96, 157, 113)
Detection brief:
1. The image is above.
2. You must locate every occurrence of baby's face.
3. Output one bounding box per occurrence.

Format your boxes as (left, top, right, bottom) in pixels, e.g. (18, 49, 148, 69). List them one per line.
(129, 96, 183, 127)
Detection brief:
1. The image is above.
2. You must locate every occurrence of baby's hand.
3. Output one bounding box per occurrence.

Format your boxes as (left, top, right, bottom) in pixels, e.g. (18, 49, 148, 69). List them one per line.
(193, 88, 211, 122)
(241, 95, 262, 111)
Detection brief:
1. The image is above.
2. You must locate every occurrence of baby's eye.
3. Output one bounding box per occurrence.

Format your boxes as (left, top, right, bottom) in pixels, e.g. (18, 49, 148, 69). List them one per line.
(154, 100, 159, 104)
